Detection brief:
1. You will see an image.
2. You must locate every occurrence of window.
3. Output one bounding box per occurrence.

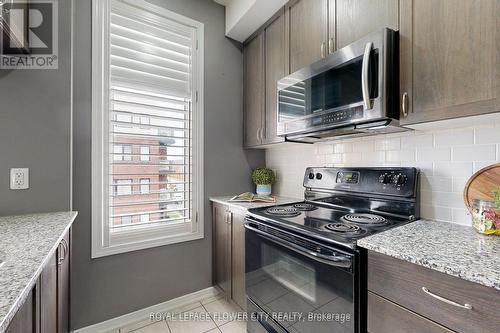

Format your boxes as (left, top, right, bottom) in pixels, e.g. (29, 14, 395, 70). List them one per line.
(113, 144, 132, 161)
(139, 178, 150, 194)
(92, 0, 204, 257)
(140, 146, 150, 161)
(113, 179, 132, 196)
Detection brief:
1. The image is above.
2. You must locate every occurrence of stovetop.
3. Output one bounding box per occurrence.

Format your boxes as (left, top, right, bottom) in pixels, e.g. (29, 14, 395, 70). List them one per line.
(247, 199, 414, 249)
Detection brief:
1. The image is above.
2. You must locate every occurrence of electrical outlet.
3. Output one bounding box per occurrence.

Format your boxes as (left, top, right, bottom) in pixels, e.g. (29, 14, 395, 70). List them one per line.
(10, 168, 29, 190)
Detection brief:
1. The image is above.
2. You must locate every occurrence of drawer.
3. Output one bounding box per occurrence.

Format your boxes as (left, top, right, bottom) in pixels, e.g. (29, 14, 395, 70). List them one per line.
(368, 251, 500, 333)
(368, 292, 454, 333)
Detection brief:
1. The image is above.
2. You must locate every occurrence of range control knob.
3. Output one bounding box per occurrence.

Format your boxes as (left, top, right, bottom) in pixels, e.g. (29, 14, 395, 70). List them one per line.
(378, 173, 392, 184)
(315, 173, 323, 180)
(392, 173, 407, 186)
(308, 172, 315, 180)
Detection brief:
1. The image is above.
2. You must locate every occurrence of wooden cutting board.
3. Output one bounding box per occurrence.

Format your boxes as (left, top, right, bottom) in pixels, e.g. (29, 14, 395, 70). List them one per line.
(463, 163, 500, 211)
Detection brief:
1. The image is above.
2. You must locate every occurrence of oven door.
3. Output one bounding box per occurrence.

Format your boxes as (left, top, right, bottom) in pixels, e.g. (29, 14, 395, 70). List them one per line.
(277, 28, 397, 137)
(244, 220, 358, 333)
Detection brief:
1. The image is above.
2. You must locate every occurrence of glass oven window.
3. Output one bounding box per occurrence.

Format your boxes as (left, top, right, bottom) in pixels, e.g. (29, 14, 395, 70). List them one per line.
(246, 231, 355, 332)
(278, 51, 379, 124)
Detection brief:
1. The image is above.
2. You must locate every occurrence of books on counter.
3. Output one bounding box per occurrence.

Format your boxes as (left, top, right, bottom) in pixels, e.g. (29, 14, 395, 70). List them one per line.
(229, 192, 276, 203)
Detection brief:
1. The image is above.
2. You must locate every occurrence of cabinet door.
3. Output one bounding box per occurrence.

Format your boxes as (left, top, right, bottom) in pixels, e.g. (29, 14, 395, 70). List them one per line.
(288, 0, 328, 73)
(6, 289, 35, 333)
(230, 212, 246, 310)
(213, 203, 230, 295)
(263, 12, 286, 145)
(244, 33, 265, 148)
(400, 0, 500, 125)
(57, 230, 70, 333)
(335, 0, 399, 49)
(40, 251, 57, 333)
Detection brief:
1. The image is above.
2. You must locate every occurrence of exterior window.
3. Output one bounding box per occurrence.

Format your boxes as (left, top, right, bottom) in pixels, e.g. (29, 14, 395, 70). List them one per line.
(113, 144, 132, 161)
(121, 216, 132, 224)
(114, 179, 132, 196)
(92, 0, 204, 257)
(140, 178, 150, 194)
(140, 146, 150, 161)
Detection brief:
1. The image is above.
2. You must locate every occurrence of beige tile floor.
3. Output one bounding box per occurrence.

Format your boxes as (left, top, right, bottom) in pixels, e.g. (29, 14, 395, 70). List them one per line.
(113, 293, 247, 333)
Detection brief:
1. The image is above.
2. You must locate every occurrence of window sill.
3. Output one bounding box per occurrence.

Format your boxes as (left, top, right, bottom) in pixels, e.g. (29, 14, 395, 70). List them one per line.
(91, 229, 204, 258)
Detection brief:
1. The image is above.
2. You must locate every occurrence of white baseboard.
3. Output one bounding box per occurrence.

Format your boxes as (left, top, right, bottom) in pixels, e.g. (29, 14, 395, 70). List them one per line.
(72, 286, 220, 333)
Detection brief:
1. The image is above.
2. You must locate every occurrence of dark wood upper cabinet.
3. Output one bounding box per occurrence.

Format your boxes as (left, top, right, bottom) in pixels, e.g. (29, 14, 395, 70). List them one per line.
(263, 13, 286, 145)
(288, 0, 329, 73)
(400, 0, 500, 125)
(335, 0, 399, 49)
(243, 33, 265, 148)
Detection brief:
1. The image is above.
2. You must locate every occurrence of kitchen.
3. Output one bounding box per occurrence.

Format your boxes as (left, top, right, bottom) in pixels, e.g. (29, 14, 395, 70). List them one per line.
(0, 0, 499, 332)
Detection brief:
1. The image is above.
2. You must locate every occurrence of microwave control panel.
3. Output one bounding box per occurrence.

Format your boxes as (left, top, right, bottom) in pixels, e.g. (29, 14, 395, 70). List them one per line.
(311, 105, 364, 127)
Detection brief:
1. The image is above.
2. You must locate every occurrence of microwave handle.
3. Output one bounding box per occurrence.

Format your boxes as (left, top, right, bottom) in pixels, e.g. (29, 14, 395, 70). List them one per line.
(361, 42, 373, 110)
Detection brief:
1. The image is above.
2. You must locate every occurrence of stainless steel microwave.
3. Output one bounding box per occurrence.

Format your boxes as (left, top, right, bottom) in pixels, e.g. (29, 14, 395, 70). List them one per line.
(277, 28, 404, 143)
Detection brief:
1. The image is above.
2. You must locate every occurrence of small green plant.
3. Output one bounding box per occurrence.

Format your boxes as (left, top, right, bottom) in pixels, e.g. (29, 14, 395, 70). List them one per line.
(252, 168, 276, 185)
(494, 187, 500, 208)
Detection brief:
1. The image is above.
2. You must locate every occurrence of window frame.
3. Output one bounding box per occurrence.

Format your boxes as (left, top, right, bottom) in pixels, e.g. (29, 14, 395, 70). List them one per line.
(91, 0, 204, 258)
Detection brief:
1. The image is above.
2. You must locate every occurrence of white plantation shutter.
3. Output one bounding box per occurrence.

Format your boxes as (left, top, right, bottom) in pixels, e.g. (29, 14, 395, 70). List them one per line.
(92, 0, 204, 257)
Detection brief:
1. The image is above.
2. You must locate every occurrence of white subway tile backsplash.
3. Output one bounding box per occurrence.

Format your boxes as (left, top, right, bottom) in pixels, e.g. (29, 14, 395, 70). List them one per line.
(434, 129, 474, 147)
(433, 162, 473, 177)
(386, 150, 415, 162)
(452, 208, 471, 225)
(316, 144, 334, 155)
(401, 134, 433, 149)
(416, 147, 451, 162)
(325, 153, 342, 164)
(265, 120, 500, 225)
(421, 176, 452, 192)
(421, 204, 452, 222)
(333, 142, 352, 153)
(343, 152, 363, 163)
(452, 177, 468, 193)
(374, 137, 401, 151)
(474, 127, 500, 144)
(452, 145, 496, 161)
(352, 140, 375, 152)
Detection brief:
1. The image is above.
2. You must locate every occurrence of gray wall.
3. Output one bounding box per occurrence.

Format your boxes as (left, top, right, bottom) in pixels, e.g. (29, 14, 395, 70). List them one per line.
(72, 0, 264, 328)
(0, 0, 72, 216)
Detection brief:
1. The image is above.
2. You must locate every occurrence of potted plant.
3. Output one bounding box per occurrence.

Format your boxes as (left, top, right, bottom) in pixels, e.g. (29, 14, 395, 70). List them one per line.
(252, 168, 276, 196)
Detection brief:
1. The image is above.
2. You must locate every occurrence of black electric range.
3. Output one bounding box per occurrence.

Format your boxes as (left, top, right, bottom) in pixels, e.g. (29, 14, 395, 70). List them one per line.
(244, 167, 420, 333)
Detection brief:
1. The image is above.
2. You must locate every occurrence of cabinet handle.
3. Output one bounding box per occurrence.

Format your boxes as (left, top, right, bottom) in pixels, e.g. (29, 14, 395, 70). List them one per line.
(421, 287, 472, 310)
(58, 239, 68, 265)
(226, 211, 232, 224)
(328, 38, 334, 54)
(321, 42, 326, 58)
(402, 92, 409, 117)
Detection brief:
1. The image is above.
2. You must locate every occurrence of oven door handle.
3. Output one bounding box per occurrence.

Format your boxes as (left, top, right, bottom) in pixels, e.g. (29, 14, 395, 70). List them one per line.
(361, 41, 373, 110)
(244, 223, 352, 269)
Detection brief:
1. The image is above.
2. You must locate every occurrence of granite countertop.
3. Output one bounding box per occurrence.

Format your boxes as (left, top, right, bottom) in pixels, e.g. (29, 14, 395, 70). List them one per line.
(358, 219, 500, 291)
(210, 195, 301, 212)
(0, 211, 77, 333)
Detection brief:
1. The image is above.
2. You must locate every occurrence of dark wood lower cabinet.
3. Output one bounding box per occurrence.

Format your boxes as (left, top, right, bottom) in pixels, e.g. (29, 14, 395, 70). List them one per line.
(57, 230, 70, 333)
(40, 251, 58, 333)
(212, 202, 247, 310)
(6, 228, 71, 333)
(368, 292, 453, 333)
(6, 288, 36, 333)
